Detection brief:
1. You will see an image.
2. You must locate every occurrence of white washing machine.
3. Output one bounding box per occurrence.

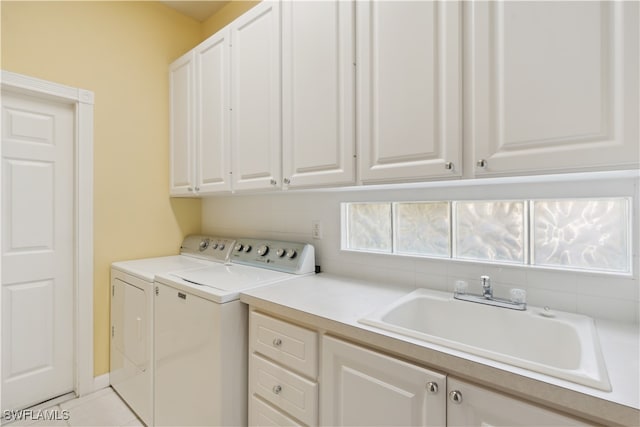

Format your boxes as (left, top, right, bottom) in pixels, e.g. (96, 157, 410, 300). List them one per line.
(110, 235, 235, 426)
(153, 238, 315, 427)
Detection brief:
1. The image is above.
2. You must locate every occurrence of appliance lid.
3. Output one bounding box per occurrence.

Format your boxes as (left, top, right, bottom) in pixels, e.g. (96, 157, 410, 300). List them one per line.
(111, 255, 211, 282)
(170, 264, 290, 292)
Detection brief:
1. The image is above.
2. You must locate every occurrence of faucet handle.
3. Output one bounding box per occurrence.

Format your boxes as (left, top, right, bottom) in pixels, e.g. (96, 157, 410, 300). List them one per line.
(510, 288, 527, 304)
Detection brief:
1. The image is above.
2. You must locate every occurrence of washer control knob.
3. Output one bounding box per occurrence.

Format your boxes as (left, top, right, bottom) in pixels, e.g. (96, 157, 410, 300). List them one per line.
(243, 245, 252, 253)
(234, 243, 243, 252)
(276, 248, 285, 257)
(211, 242, 219, 250)
(199, 239, 209, 251)
(257, 245, 269, 256)
(218, 243, 225, 250)
(286, 249, 297, 259)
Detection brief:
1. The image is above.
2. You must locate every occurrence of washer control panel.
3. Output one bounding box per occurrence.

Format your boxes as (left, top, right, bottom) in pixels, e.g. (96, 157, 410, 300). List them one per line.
(180, 235, 235, 263)
(231, 238, 315, 274)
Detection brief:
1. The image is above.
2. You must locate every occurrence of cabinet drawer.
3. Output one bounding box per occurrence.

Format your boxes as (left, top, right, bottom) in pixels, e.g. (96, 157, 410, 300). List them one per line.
(251, 353, 318, 426)
(250, 311, 318, 378)
(250, 394, 303, 427)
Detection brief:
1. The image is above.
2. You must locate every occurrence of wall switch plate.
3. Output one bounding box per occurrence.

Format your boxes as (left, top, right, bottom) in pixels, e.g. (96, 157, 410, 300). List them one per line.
(312, 220, 323, 239)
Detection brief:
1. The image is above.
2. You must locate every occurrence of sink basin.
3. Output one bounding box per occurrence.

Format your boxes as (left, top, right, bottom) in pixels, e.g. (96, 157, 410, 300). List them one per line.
(359, 288, 611, 391)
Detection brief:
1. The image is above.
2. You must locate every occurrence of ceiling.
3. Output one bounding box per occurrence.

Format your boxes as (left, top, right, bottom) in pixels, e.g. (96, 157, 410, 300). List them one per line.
(160, 1, 231, 22)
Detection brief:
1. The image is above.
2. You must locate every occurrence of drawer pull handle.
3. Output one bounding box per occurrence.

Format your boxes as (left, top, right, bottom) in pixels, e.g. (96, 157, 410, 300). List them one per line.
(272, 385, 282, 395)
(449, 390, 463, 403)
(273, 338, 282, 347)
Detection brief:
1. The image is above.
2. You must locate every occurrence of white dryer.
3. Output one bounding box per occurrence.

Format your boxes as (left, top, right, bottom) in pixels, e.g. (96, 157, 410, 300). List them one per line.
(110, 235, 234, 426)
(153, 238, 315, 427)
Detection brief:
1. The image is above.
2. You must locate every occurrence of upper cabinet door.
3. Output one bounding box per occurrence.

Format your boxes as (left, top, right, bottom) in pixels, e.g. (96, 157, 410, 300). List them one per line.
(169, 51, 195, 196)
(282, 0, 356, 189)
(468, 1, 639, 176)
(195, 28, 232, 194)
(231, 0, 282, 192)
(357, 1, 462, 184)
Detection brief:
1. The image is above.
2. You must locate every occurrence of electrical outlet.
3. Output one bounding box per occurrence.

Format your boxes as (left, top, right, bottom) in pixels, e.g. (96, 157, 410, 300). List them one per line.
(312, 220, 323, 239)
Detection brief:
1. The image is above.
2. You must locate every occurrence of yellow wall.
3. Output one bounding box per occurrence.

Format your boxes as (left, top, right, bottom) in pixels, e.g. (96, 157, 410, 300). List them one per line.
(201, 0, 260, 38)
(1, 1, 203, 376)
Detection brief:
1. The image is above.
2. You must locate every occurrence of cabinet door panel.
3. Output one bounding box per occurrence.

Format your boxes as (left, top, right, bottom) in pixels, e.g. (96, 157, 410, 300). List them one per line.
(357, 1, 461, 183)
(282, 0, 355, 188)
(169, 51, 195, 196)
(321, 336, 446, 427)
(468, 1, 639, 175)
(196, 28, 231, 194)
(447, 378, 595, 426)
(231, 0, 282, 191)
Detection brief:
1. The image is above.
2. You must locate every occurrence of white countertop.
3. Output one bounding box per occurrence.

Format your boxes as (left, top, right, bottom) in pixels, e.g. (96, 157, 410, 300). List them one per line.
(240, 273, 640, 426)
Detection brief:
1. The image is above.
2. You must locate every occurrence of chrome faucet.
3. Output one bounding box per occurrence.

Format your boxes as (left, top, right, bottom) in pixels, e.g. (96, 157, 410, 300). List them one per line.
(481, 275, 492, 298)
(454, 275, 526, 311)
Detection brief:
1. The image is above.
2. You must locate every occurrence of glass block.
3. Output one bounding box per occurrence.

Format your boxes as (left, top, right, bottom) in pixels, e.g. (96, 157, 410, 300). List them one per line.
(533, 199, 629, 272)
(394, 202, 450, 257)
(346, 203, 392, 252)
(455, 201, 525, 263)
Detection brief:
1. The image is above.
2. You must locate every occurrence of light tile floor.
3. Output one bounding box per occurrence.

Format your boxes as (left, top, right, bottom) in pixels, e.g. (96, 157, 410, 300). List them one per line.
(3, 387, 142, 427)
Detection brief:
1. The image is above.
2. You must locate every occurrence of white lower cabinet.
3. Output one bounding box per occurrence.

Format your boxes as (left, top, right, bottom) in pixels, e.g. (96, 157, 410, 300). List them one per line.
(447, 378, 595, 427)
(249, 311, 319, 426)
(321, 336, 446, 427)
(249, 312, 598, 427)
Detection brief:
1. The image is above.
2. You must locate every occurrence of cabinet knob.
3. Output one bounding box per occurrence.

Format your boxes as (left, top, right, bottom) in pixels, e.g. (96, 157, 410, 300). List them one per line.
(427, 382, 438, 394)
(444, 162, 454, 170)
(476, 159, 488, 169)
(195, 186, 200, 192)
(273, 338, 282, 347)
(449, 390, 463, 404)
(187, 186, 193, 192)
(284, 178, 291, 185)
(272, 385, 282, 395)
(270, 179, 277, 185)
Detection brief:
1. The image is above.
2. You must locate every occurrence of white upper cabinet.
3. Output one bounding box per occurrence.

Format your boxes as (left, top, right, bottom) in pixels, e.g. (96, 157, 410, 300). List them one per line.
(282, 0, 356, 189)
(169, 29, 232, 197)
(357, 1, 462, 183)
(231, 0, 282, 192)
(169, 51, 195, 196)
(195, 28, 232, 194)
(467, 1, 639, 176)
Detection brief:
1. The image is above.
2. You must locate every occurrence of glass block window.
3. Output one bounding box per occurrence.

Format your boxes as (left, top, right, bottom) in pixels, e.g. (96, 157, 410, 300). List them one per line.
(395, 202, 450, 257)
(455, 201, 526, 264)
(345, 203, 392, 253)
(532, 198, 630, 272)
(341, 197, 631, 274)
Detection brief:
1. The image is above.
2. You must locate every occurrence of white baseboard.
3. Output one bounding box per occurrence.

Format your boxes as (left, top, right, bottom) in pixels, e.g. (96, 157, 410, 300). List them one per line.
(92, 373, 110, 392)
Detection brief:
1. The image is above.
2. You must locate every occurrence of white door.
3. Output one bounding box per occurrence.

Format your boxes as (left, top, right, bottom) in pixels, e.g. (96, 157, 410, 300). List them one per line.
(196, 27, 232, 194)
(1, 91, 75, 411)
(169, 50, 196, 196)
(231, 0, 282, 192)
(321, 336, 446, 427)
(357, 0, 462, 183)
(467, 1, 639, 176)
(447, 378, 594, 426)
(281, 0, 355, 189)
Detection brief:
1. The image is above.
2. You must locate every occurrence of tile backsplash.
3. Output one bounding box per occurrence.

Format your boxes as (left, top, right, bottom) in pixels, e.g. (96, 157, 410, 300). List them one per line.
(202, 172, 639, 324)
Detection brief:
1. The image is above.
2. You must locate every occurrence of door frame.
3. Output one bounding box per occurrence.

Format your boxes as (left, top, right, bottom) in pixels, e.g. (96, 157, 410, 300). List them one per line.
(1, 70, 94, 398)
